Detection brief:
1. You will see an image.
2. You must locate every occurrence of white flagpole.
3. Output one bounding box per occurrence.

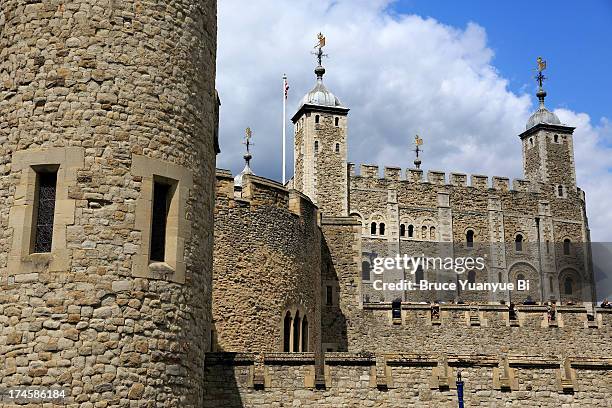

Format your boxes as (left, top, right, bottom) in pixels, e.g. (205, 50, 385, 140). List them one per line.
(282, 74, 287, 185)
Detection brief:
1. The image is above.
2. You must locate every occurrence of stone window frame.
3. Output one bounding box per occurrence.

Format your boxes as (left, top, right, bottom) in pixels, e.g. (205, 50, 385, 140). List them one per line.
(399, 217, 416, 240)
(514, 232, 526, 253)
(131, 155, 193, 284)
(556, 184, 566, 198)
(280, 306, 309, 352)
(6, 147, 84, 278)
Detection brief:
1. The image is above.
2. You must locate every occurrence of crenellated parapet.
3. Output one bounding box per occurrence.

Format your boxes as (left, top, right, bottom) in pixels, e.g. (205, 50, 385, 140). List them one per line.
(216, 169, 319, 219)
(204, 347, 612, 405)
(349, 163, 545, 194)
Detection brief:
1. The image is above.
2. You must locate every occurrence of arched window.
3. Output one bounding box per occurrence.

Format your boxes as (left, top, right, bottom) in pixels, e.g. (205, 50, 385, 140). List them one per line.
(430, 226, 436, 240)
(498, 272, 502, 283)
(422, 226, 427, 239)
(334, 117, 339, 126)
(408, 225, 414, 238)
(466, 230, 474, 248)
(529, 137, 534, 147)
(370, 222, 377, 235)
(563, 238, 571, 255)
(315, 115, 320, 124)
(314, 141, 319, 153)
(546, 240, 550, 254)
(301, 317, 309, 352)
(335, 143, 340, 153)
(554, 134, 559, 143)
(362, 261, 371, 281)
(400, 224, 406, 237)
(283, 312, 292, 352)
(515, 234, 523, 252)
(468, 270, 476, 284)
(292, 311, 301, 352)
(516, 273, 525, 285)
(415, 266, 424, 284)
(558, 185, 564, 197)
(379, 223, 385, 235)
(564, 277, 573, 295)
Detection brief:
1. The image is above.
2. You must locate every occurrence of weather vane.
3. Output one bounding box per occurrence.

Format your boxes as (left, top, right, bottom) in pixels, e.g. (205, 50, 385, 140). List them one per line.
(243, 127, 253, 165)
(312, 32, 328, 66)
(535, 56, 547, 89)
(414, 134, 423, 169)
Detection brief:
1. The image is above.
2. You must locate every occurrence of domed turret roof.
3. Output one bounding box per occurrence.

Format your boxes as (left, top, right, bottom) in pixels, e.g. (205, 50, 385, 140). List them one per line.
(298, 65, 345, 109)
(526, 106, 561, 130)
(526, 87, 561, 130)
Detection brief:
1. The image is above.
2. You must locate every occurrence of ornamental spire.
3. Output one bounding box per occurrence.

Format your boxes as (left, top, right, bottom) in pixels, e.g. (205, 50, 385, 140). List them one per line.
(535, 56, 548, 108)
(414, 134, 423, 169)
(312, 32, 328, 80)
(243, 127, 253, 167)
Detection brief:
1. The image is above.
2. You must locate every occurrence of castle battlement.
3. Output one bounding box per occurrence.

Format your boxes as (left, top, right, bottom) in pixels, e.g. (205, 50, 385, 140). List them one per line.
(349, 162, 546, 194)
(360, 303, 610, 330)
(216, 169, 318, 219)
(204, 349, 612, 405)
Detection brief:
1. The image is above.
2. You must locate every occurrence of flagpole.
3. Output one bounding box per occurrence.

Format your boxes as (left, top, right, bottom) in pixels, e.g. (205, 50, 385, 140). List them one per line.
(282, 74, 287, 185)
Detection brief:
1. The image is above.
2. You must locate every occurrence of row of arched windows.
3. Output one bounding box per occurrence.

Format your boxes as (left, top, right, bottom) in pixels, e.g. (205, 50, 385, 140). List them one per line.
(400, 224, 435, 240)
(370, 222, 385, 236)
(369, 222, 436, 240)
(283, 310, 309, 352)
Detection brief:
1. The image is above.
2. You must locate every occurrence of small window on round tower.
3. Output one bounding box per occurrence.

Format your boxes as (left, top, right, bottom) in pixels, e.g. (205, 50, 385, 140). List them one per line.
(554, 134, 559, 143)
(315, 115, 320, 124)
(335, 143, 340, 153)
(335, 117, 339, 126)
(314, 141, 319, 154)
(529, 137, 534, 147)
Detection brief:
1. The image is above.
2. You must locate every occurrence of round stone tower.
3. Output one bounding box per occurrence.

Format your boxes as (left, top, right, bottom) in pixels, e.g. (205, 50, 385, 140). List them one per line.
(0, 1, 217, 406)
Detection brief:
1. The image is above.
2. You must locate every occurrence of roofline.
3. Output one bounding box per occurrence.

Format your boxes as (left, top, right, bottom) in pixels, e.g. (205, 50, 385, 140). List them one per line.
(518, 123, 575, 139)
(291, 103, 350, 123)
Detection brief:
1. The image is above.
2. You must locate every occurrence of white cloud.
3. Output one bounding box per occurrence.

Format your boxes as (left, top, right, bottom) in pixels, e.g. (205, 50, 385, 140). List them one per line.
(216, 0, 612, 241)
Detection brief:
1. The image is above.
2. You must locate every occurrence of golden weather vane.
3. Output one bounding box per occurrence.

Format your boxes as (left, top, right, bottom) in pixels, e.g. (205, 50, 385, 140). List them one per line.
(243, 127, 253, 165)
(535, 56, 547, 89)
(312, 32, 328, 66)
(414, 134, 423, 169)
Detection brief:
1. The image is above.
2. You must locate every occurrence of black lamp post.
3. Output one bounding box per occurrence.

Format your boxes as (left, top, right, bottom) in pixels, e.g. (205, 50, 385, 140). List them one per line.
(456, 370, 464, 408)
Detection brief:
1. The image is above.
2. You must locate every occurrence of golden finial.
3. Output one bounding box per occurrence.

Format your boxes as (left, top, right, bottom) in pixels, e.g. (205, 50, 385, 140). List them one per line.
(536, 56, 547, 72)
(243, 127, 253, 164)
(315, 32, 326, 49)
(414, 134, 423, 169)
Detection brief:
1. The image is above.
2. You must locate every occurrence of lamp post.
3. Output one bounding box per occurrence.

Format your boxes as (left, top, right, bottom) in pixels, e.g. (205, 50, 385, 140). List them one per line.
(456, 370, 464, 408)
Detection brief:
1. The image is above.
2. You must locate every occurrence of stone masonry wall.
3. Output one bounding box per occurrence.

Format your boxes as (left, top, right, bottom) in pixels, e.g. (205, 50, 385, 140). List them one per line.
(213, 172, 322, 355)
(349, 166, 589, 304)
(202, 349, 612, 407)
(0, 1, 217, 406)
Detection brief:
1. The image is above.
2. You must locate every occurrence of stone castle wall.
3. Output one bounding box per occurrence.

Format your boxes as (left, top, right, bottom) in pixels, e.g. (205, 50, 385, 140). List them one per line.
(348, 164, 590, 304)
(0, 1, 217, 406)
(213, 171, 322, 355)
(202, 346, 612, 407)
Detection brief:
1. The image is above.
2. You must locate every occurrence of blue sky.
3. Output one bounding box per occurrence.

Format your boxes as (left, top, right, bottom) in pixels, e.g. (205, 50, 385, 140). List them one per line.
(217, 0, 612, 241)
(391, 0, 612, 123)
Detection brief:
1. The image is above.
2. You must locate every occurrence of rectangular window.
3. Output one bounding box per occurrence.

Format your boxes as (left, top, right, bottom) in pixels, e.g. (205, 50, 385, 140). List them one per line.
(32, 170, 58, 253)
(326, 285, 333, 306)
(150, 181, 172, 262)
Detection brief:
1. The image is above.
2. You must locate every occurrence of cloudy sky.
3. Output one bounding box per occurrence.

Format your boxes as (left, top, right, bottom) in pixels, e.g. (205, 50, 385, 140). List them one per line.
(215, 0, 612, 242)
